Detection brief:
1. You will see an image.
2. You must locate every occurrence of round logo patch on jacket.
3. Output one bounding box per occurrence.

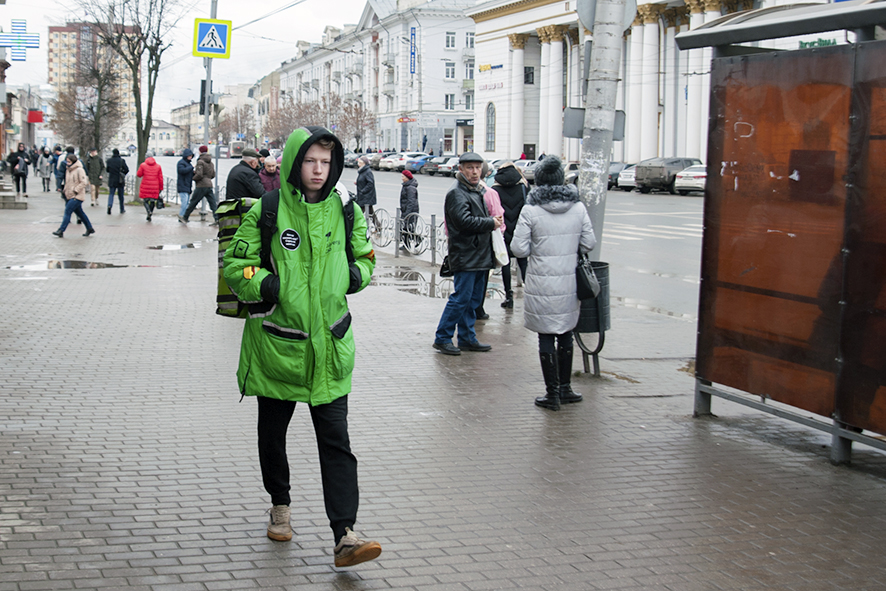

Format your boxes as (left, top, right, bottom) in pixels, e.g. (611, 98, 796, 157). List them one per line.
(280, 229, 301, 251)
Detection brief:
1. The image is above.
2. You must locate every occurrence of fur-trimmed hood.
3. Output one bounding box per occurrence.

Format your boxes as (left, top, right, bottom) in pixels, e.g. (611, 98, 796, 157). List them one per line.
(526, 183, 580, 213)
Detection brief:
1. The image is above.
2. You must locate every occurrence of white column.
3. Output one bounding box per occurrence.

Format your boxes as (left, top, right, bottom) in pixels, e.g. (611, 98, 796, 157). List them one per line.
(676, 18, 689, 157)
(626, 16, 644, 164)
(537, 28, 550, 156)
(684, 0, 705, 160)
(614, 34, 627, 162)
(639, 5, 663, 161)
(509, 34, 528, 159)
(662, 9, 679, 157)
(567, 29, 581, 161)
(548, 26, 565, 159)
(699, 0, 722, 162)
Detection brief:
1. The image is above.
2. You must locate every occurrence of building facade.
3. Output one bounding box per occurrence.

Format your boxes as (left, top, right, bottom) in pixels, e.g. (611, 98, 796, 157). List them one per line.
(468, 0, 852, 165)
(47, 23, 140, 122)
(170, 102, 202, 149)
(275, 0, 477, 154)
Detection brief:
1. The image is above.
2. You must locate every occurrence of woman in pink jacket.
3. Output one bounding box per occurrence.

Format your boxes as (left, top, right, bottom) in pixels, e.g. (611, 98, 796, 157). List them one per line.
(137, 152, 164, 222)
(474, 161, 506, 320)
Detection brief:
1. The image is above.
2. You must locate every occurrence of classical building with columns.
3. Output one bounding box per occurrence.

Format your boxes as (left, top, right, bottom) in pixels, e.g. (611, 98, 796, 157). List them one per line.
(468, 0, 847, 164)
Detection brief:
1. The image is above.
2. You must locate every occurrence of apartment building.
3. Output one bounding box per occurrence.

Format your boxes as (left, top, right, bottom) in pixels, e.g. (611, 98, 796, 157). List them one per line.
(47, 23, 140, 122)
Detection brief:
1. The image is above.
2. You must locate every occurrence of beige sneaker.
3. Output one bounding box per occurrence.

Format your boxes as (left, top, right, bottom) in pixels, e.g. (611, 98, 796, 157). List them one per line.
(267, 505, 292, 541)
(333, 527, 382, 567)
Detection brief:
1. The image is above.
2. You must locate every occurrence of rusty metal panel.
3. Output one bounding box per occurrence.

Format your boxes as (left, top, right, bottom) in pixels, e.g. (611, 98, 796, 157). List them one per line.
(698, 46, 854, 422)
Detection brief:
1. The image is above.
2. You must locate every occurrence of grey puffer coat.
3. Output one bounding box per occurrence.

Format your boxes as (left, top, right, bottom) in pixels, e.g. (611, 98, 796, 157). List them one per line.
(510, 183, 596, 334)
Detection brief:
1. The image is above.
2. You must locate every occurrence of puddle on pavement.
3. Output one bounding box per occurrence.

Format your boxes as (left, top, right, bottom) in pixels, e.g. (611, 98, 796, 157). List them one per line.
(371, 265, 505, 300)
(146, 238, 216, 250)
(4, 260, 131, 270)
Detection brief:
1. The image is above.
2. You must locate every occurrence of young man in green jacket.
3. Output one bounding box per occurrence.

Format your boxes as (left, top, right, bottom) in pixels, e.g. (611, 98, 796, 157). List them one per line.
(223, 126, 381, 567)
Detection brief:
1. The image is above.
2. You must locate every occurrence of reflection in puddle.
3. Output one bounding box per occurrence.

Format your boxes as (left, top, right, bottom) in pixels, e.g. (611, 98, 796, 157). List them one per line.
(147, 242, 202, 250)
(4, 260, 129, 270)
(371, 266, 504, 300)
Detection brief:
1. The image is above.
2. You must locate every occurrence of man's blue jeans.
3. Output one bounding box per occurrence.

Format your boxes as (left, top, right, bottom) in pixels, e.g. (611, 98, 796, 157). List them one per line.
(435, 269, 487, 346)
(178, 192, 190, 216)
(107, 185, 125, 211)
(58, 198, 93, 233)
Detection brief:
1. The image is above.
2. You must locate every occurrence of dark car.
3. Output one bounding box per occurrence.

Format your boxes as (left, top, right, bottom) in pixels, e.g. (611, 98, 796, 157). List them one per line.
(163, 148, 175, 156)
(343, 152, 361, 168)
(422, 156, 449, 176)
(405, 155, 433, 174)
(370, 152, 395, 170)
(635, 157, 702, 194)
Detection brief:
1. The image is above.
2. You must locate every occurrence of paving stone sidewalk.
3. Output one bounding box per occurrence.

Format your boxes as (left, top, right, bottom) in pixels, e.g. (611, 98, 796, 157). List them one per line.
(1, 190, 885, 591)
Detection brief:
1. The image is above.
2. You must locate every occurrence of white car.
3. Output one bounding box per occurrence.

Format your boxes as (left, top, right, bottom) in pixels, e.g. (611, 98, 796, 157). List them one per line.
(381, 151, 428, 171)
(674, 164, 706, 195)
(378, 153, 402, 171)
(437, 157, 460, 177)
(617, 165, 637, 191)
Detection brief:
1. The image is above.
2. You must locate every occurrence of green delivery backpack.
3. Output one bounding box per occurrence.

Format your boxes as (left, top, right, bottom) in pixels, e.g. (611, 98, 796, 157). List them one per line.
(215, 189, 356, 318)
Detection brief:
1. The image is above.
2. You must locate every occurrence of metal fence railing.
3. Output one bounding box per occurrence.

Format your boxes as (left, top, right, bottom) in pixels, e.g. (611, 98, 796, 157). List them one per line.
(361, 206, 448, 264)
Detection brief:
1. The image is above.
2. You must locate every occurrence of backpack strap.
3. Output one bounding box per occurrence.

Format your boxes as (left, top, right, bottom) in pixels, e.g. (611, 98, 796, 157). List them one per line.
(257, 189, 280, 271)
(342, 198, 355, 265)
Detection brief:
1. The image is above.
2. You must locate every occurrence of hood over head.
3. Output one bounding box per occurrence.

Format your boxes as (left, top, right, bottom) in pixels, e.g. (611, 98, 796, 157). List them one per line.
(181, 148, 193, 159)
(282, 126, 344, 203)
(144, 156, 157, 166)
(494, 164, 522, 187)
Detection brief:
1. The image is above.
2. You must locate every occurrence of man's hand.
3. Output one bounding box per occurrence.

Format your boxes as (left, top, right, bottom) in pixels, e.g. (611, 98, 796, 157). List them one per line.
(493, 215, 503, 230)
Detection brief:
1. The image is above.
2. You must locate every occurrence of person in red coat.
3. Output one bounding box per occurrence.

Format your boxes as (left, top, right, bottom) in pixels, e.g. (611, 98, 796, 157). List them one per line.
(137, 152, 164, 222)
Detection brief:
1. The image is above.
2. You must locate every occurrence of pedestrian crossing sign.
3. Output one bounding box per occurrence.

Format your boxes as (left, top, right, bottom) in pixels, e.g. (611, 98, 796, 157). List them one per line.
(193, 18, 232, 59)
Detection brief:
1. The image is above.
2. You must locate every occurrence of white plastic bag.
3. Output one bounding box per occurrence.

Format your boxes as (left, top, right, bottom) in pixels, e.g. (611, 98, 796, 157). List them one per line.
(491, 229, 509, 268)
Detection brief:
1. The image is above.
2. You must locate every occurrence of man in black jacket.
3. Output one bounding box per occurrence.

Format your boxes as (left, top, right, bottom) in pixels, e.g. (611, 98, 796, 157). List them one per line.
(354, 157, 379, 229)
(433, 152, 502, 356)
(105, 149, 129, 214)
(225, 148, 266, 201)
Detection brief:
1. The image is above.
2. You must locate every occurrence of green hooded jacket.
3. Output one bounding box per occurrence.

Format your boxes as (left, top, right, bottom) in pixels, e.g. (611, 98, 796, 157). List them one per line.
(223, 127, 375, 405)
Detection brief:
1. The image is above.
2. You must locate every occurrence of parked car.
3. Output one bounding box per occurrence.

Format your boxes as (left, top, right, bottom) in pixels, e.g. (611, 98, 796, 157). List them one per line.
(405, 155, 433, 174)
(617, 165, 637, 191)
(635, 157, 702, 194)
(382, 151, 427, 171)
(370, 152, 395, 170)
(437, 157, 460, 177)
(674, 164, 707, 195)
(562, 161, 581, 185)
(608, 162, 631, 189)
(513, 159, 537, 182)
(343, 152, 361, 168)
(163, 148, 175, 156)
(422, 156, 449, 176)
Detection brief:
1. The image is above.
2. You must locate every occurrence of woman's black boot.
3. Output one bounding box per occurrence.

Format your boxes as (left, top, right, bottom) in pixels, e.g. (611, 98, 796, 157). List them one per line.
(557, 344, 583, 403)
(535, 351, 560, 411)
(501, 290, 514, 308)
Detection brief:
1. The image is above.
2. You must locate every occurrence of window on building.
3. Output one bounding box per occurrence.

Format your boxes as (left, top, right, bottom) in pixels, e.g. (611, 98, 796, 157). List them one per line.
(485, 103, 495, 152)
(445, 94, 456, 110)
(465, 93, 474, 111)
(445, 62, 455, 79)
(465, 59, 474, 80)
(466, 32, 475, 48)
(443, 129, 453, 153)
(445, 32, 456, 49)
(524, 67, 535, 85)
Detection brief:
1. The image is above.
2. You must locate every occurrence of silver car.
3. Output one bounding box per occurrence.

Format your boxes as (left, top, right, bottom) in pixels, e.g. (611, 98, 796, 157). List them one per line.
(617, 165, 637, 191)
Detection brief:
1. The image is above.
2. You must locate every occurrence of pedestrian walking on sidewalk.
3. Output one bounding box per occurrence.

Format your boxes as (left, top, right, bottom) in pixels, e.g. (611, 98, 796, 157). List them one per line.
(354, 156, 379, 230)
(52, 154, 95, 238)
(37, 148, 54, 192)
(137, 152, 164, 222)
(54, 146, 71, 194)
(86, 148, 105, 207)
(7, 142, 30, 198)
(106, 149, 129, 214)
(182, 145, 217, 223)
(433, 152, 502, 356)
(176, 148, 195, 223)
(493, 162, 529, 308)
(511, 155, 596, 411)
(399, 170, 419, 249)
(222, 126, 382, 568)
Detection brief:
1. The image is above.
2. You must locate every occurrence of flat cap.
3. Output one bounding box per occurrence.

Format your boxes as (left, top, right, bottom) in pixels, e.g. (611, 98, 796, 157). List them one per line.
(458, 152, 484, 164)
(241, 148, 260, 159)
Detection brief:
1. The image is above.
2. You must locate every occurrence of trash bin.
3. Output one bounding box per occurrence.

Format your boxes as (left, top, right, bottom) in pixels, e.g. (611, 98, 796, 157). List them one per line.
(575, 261, 610, 333)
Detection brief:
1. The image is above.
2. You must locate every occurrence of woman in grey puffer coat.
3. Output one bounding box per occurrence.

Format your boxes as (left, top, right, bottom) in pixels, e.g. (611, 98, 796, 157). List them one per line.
(511, 155, 596, 411)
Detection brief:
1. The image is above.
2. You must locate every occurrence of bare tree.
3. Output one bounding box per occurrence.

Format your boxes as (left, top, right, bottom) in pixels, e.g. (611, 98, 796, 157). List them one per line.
(216, 104, 256, 145)
(78, 0, 185, 164)
(264, 96, 299, 147)
(49, 32, 124, 153)
(339, 100, 374, 151)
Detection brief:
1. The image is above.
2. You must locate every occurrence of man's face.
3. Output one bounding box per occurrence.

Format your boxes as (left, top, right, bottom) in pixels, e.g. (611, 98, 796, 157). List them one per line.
(300, 143, 333, 196)
(460, 161, 483, 185)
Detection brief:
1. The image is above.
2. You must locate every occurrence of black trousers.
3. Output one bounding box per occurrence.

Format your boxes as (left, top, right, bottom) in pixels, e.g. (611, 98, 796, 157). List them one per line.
(257, 395, 358, 544)
(538, 331, 573, 354)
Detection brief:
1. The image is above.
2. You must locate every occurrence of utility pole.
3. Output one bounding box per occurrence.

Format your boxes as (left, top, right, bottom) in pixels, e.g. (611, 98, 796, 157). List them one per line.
(579, 0, 627, 261)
